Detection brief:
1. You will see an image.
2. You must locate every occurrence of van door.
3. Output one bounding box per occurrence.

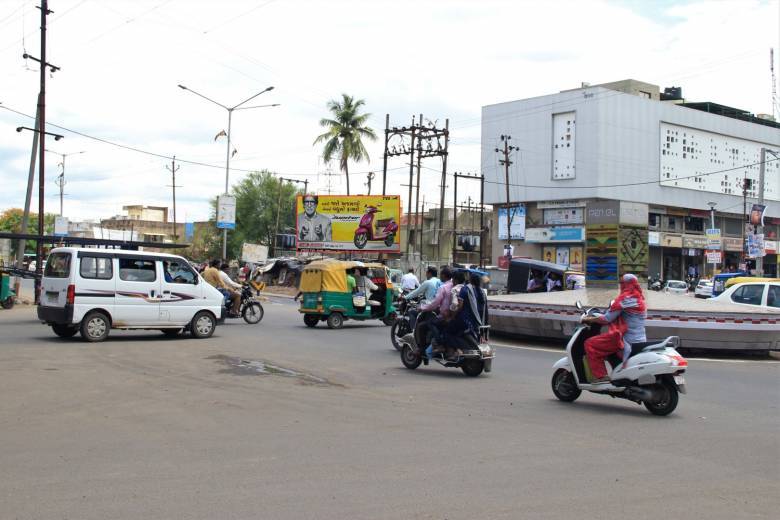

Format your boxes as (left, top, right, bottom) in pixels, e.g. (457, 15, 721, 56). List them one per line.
(159, 258, 203, 325)
(75, 253, 116, 323)
(114, 256, 161, 326)
(40, 251, 73, 309)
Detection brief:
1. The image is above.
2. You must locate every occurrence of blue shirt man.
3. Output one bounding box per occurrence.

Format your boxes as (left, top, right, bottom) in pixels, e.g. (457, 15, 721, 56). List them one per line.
(404, 266, 441, 304)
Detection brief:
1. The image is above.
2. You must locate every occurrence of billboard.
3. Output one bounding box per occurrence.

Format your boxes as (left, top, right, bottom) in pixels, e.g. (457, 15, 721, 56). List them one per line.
(296, 195, 401, 252)
(497, 205, 526, 240)
(217, 195, 236, 230)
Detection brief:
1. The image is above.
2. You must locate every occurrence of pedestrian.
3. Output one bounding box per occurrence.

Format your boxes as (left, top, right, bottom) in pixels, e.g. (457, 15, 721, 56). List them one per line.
(400, 268, 419, 293)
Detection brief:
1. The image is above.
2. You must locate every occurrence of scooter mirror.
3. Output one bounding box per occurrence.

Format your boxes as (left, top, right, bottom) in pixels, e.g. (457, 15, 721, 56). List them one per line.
(575, 300, 583, 310)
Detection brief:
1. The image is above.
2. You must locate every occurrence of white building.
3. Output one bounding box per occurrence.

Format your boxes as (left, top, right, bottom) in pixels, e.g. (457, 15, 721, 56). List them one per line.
(481, 79, 780, 280)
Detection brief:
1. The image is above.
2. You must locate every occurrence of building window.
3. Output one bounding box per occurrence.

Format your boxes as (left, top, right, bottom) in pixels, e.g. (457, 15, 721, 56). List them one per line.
(684, 216, 705, 234)
(724, 218, 742, 236)
(648, 214, 661, 228)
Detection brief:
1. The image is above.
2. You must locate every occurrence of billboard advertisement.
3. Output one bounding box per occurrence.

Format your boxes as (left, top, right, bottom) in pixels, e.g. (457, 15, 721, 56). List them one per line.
(296, 195, 401, 252)
(216, 195, 236, 230)
(497, 205, 526, 240)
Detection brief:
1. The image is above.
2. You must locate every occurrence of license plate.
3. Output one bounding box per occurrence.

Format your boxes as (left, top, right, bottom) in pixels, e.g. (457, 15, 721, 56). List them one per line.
(46, 292, 58, 303)
(674, 375, 685, 385)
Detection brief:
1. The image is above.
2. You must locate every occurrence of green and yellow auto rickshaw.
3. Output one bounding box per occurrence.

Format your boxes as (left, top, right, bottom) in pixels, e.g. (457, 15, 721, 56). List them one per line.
(298, 259, 397, 329)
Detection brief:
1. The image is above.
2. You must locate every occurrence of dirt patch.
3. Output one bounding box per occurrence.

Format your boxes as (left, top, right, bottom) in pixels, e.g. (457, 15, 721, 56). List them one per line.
(207, 355, 335, 386)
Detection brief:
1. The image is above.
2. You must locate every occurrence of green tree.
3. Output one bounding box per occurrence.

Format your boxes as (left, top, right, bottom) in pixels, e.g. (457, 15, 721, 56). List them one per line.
(313, 94, 377, 195)
(0, 208, 56, 255)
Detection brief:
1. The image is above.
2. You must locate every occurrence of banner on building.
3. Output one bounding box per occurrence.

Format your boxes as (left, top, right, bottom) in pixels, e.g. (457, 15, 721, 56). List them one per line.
(705, 228, 721, 250)
(497, 205, 526, 240)
(241, 243, 269, 263)
(556, 247, 570, 266)
(295, 195, 401, 252)
(542, 246, 556, 264)
(543, 208, 584, 225)
(570, 247, 583, 271)
(216, 195, 236, 230)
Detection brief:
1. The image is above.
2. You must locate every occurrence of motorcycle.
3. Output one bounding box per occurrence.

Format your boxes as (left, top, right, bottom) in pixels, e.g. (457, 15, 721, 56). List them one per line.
(647, 274, 662, 291)
(222, 284, 265, 324)
(398, 310, 494, 377)
(551, 301, 688, 416)
(390, 296, 417, 351)
(354, 204, 399, 249)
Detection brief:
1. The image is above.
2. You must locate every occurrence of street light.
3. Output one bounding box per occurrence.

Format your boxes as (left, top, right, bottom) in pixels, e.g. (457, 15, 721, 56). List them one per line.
(177, 84, 278, 259)
(45, 149, 85, 216)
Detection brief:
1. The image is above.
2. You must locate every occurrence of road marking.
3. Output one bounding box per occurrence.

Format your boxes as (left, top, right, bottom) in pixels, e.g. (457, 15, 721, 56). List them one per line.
(491, 342, 780, 364)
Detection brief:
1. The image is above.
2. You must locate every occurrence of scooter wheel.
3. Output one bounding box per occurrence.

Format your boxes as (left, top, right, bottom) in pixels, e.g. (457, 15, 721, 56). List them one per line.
(643, 377, 679, 416)
(461, 358, 484, 377)
(551, 369, 581, 402)
(401, 344, 422, 369)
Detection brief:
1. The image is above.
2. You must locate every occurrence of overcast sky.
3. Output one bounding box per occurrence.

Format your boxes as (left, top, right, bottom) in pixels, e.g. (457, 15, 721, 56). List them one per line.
(1, 0, 778, 223)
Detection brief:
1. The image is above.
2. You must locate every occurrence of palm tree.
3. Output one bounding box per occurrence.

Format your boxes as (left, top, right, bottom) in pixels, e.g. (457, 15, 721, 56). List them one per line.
(314, 94, 377, 195)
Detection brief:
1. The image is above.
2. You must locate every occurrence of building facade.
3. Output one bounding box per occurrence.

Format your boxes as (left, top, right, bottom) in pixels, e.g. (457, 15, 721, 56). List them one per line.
(482, 79, 780, 281)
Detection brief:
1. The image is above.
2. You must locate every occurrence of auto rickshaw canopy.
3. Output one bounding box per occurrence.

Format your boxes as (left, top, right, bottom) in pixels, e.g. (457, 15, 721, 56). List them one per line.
(299, 259, 387, 293)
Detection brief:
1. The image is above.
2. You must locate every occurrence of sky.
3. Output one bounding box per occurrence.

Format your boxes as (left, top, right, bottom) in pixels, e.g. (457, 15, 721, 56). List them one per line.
(0, 0, 779, 223)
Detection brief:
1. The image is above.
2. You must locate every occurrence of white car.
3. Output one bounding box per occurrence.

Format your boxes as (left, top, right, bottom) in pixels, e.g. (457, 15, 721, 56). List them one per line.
(710, 281, 780, 310)
(694, 279, 713, 298)
(664, 280, 689, 295)
(37, 247, 225, 342)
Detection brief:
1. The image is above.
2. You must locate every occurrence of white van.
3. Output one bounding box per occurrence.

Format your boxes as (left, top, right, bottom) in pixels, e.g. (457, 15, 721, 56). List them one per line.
(37, 247, 225, 342)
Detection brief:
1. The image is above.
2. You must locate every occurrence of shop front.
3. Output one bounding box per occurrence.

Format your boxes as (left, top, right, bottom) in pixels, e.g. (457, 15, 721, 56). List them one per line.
(682, 235, 707, 279)
(722, 237, 743, 272)
(524, 226, 585, 271)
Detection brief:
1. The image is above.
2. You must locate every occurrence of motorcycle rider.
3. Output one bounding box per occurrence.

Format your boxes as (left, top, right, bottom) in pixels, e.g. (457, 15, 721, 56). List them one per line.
(202, 260, 240, 317)
(404, 266, 441, 329)
(581, 273, 647, 384)
(448, 272, 488, 360)
(219, 263, 243, 317)
(419, 267, 453, 357)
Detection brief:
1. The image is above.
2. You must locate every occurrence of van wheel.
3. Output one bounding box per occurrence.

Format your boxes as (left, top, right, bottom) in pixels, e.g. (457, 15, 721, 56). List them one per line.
(326, 312, 344, 329)
(80, 311, 110, 342)
(191, 311, 216, 339)
(52, 324, 78, 338)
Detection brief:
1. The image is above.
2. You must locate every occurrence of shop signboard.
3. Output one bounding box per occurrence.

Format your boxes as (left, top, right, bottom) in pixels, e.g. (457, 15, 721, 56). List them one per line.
(525, 227, 585, 242)
(705, 250, 722, 264)
(537, 200, 587, 209)
(659, 233, 682, 248)
(497, 205, 526, 240)
(648, 231, 660, 246)
(682, 235, 708, 249)
(295, 195, 401, 252)
(764, 240, 777, 254)
(543, 207, 584, 225)
(723, 238, 743, 252)
(53, 217, 69, 237)
(705, 228, 721, 250)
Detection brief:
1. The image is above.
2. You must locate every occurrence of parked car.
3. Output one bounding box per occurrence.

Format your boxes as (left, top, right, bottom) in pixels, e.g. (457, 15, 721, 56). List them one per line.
(694, 279, 713, 298)
(710, 281, 780, 310)
(663, 280, 688, 295)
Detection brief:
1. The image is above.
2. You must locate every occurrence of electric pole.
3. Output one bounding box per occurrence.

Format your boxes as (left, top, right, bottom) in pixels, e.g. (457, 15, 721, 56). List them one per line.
(45, 149, 85, 217)
(496, 135, 518, 254)
(166, 156, 181, 241)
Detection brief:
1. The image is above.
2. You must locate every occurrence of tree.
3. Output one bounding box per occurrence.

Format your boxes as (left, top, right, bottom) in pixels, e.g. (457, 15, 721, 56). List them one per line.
(0, 208, 56, 256)
(313, 94, 377, 195)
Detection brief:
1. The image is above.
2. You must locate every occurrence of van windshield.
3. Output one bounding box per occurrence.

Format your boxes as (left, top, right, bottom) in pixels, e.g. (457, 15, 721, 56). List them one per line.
(44, 253, 71, 278)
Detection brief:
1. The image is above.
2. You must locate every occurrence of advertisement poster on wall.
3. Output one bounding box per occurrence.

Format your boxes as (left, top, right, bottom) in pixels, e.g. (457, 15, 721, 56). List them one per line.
(216, 195, 236, 230)
(570, 247, 583, 271)
(543, 208, 584, 225)
(497, 205, 526, 240)
(556, 247, 570, 266)
(542, 246, 556, 264)
(296, 195, 401, 252)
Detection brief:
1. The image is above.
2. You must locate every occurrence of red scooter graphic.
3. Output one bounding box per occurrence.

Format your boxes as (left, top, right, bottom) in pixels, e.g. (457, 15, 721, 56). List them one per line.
(354, 204, 399, 249)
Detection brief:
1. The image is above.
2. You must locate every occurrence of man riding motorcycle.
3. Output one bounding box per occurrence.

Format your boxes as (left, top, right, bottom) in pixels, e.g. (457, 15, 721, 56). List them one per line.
(419, 267, 453, 357)
(581, 273, 647, 384)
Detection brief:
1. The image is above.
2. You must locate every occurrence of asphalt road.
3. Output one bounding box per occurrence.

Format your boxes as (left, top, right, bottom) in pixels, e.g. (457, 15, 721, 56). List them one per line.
(0, 297, 778, 519)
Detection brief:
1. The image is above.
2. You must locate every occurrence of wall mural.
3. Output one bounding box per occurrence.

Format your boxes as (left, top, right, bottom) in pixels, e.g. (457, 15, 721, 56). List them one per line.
(619, 226, 649, 279)
(586, 225, 619, 283)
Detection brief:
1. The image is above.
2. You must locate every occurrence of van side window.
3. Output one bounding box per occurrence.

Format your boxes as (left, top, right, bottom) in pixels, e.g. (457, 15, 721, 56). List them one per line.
(730, 285, 764, 306)
(163, 260, 197, 285)
(767, 286, 780, 308)
(44, 253, 70, 278)
(80, 256, 113, 280)
(118, 258, 157, 282)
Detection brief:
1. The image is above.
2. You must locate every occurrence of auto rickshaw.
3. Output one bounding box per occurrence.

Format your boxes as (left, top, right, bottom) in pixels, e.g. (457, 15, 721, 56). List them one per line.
(1, 271, 16, 309)
(298, 259, 397, 329)
(506, 258, 585, 293)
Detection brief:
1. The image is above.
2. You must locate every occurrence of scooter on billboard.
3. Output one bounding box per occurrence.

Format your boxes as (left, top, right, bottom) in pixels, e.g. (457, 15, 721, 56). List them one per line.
(354, 204, 398, 249)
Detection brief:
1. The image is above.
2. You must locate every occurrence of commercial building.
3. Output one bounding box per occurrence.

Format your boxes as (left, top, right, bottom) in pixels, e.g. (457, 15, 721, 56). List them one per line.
(482, 79, 780, 282)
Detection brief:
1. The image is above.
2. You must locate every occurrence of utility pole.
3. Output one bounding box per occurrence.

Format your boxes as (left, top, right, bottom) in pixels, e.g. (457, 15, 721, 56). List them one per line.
(365, 171, 375, 195)
(757, 148, 778, 275)
(452, 172, 486, 267)
(166, 156, 181, 241)
(419, 196, 425, 261)
(382, 114, 389, 195)
(496, 135, 518, 254)
(405, 116, 417, 256)
(438, 118, 450, 256)
(414, 113, 423, 257)
(45, 149, 85, 217)
(742, 175, 750, 267)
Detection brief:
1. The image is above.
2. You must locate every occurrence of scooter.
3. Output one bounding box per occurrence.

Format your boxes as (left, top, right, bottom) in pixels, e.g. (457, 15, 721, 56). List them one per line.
(398, 310, 494, 377)
(648, 274, 663, 291)
(354, 205, 399, 249)
(551, 301, 688, 416)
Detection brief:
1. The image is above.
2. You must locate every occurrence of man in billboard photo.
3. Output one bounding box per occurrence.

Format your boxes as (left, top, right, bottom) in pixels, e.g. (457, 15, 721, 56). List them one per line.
(298, 195, 332, 242)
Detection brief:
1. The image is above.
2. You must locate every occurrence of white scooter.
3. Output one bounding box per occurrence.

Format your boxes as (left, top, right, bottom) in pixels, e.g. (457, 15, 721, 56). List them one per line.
(551, 301, 688, 416)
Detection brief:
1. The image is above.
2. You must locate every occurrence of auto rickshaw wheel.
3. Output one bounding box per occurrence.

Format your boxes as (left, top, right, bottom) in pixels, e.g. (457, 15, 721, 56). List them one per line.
(381, 315, 395, 326)
(303, 314, 319, 328)
(1, 296, 14, 309)
(326, 312, 344, 329)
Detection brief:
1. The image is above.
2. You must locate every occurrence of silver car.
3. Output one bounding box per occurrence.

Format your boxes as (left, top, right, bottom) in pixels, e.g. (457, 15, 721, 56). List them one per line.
(664, 280, 689, 295)
(694, 279, 713, 298)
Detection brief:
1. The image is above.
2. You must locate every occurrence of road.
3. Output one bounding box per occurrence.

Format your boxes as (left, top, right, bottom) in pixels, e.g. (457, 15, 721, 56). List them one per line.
(0, 297, 778, 519)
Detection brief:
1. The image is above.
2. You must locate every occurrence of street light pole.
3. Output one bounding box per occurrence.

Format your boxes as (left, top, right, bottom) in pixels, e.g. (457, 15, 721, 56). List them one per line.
(177, 84, 278, 260)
